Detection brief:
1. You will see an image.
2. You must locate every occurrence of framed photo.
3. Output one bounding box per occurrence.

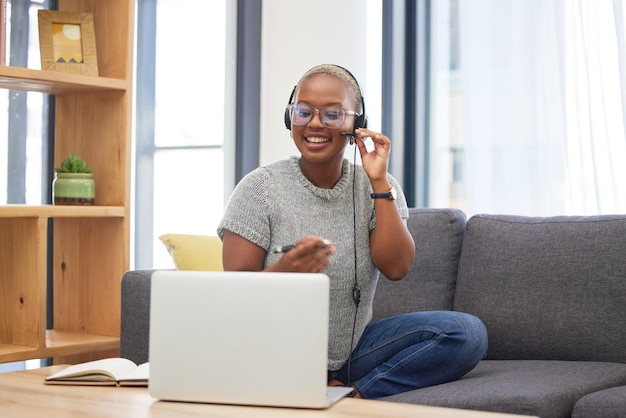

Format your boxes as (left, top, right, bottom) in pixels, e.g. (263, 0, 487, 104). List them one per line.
(37, 10, 98, 76)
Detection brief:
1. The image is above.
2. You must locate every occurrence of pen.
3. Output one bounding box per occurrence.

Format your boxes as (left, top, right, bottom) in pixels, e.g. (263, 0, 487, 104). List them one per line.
(271, 244, 296, 254)
(271, 239, 331, 254)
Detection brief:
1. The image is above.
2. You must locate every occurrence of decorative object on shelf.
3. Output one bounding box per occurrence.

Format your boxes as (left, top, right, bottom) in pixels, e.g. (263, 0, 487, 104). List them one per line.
(53, 155, 95, 205)
(37, 10, 98, 76)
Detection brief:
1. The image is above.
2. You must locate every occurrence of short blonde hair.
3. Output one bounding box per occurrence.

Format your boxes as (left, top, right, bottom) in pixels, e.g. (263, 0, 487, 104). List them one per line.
(294, 64, 363, 113)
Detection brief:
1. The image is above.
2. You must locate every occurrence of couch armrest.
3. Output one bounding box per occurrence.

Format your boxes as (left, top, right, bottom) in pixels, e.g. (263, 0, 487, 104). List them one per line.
(120, 269, 156, 364)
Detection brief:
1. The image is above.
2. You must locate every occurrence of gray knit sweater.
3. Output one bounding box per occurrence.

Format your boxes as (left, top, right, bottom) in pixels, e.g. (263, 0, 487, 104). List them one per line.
(217, 156, 409, 370)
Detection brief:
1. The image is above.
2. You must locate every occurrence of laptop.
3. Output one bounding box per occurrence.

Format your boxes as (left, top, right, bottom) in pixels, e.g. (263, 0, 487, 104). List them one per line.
(148, 270, 354, 409)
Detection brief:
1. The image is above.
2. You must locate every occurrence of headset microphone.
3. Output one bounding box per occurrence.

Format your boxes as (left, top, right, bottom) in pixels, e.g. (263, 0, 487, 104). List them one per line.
(341, 131, 356, 145)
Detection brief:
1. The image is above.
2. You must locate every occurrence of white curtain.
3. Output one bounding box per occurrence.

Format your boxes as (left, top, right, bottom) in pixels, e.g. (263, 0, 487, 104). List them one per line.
(455, 0, 626, 216)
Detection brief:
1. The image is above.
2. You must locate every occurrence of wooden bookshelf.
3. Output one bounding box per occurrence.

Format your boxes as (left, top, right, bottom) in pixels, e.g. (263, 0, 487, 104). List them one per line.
(0, 0, 134, 364)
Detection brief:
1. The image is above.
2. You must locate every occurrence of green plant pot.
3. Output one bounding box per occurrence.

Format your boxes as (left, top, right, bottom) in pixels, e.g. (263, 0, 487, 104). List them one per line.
(53, 173, 95, 205)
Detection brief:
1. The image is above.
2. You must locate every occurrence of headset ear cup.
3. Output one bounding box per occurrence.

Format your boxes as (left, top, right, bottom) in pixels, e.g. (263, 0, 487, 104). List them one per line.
(355, 114, 367, 130)
(284, 108, 291, 130)
(284, 86, 296, 130)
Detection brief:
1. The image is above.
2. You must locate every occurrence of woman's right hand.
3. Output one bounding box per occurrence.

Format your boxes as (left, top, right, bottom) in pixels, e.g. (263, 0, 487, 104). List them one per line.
(273, 235, 335, 273)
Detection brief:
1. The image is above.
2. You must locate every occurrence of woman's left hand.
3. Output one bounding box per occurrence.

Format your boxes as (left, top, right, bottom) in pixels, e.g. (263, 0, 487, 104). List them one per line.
(352, 127, 415, 280)
(353, 128, 390, 184)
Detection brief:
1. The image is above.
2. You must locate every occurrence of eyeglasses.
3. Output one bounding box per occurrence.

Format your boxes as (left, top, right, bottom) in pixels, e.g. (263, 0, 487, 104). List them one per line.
(287, 103, 360, 129)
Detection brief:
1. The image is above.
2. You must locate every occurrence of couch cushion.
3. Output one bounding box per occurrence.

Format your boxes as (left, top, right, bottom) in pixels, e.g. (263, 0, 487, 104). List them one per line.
(381, 360, 626, 418)
(372, 208, 466, 321)
(453, 214, 626, 361)
(159, 234, 223, 271)
(572, 385, 626, 418)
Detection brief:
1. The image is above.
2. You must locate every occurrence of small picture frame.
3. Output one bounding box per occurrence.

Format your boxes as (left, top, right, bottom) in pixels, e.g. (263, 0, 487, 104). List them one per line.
(37, 10, 98, 76)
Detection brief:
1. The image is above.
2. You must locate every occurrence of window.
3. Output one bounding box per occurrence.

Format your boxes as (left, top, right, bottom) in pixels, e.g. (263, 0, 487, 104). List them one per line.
(134, 0, 232, 269)
(1, 0, 53, 206)
(135, 0, 382, 269)
(427, 0, 626, 216)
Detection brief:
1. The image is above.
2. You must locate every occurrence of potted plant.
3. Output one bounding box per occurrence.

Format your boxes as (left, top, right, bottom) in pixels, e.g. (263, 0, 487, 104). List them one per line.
(53, 155, 95, 205)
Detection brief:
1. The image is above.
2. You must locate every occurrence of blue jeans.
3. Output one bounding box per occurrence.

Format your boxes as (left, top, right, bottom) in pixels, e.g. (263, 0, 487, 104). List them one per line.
(329, 311, 488, 399)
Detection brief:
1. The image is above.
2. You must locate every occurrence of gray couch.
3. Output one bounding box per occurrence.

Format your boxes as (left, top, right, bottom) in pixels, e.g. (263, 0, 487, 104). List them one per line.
(120, 208, 626, 418)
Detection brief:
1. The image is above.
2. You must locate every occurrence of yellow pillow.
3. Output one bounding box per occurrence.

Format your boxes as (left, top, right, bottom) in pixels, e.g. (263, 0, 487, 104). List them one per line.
(159, 234, 223, 271)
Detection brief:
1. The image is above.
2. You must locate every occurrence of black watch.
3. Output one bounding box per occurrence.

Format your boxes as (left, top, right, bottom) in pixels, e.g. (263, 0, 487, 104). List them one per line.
(370, 186, 397, 200)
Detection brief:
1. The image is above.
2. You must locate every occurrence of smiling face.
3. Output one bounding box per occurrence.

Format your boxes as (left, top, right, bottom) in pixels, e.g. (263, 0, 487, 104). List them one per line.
(290, 73, 359, 168)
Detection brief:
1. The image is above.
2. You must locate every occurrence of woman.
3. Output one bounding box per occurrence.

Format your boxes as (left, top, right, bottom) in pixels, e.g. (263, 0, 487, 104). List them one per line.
(218, 64, 487, 399)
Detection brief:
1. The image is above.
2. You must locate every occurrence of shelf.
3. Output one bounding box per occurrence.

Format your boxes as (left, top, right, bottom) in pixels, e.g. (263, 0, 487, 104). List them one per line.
(0, 66, 128, 94)
(0, 205, 126, 218)
(0, 344, 39, 363)
(45, 330, 120, 358)
(0, 331, 119, 363)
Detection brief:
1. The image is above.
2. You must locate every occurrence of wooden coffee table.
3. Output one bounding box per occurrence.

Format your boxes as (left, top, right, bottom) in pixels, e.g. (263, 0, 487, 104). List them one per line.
(0, 366, 533, 417)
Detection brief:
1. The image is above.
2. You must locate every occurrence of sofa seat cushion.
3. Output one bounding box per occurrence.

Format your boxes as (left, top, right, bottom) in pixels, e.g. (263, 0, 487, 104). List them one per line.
(373, 208, 466, 320)
(572, 385, 626, 418)
(380, 360, 626, 418)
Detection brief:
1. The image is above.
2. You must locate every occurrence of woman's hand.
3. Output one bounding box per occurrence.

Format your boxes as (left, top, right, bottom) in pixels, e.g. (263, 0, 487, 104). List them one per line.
(353, 128, 390, 185)
(273, 236, 336, 273)
(222, 231, 335, 273)
(351, 128, 416, 280)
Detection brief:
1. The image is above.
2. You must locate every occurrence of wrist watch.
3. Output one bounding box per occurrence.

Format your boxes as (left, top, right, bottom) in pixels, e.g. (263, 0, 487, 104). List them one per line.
(370, 186, 397, 200)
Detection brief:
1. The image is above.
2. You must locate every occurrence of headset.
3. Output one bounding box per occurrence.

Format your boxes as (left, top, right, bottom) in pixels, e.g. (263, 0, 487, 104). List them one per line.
(283, 64, 368, 144)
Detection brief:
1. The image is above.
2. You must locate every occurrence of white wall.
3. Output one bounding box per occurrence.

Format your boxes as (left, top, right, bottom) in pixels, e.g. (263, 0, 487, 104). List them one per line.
(260, 0, 375, 166)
